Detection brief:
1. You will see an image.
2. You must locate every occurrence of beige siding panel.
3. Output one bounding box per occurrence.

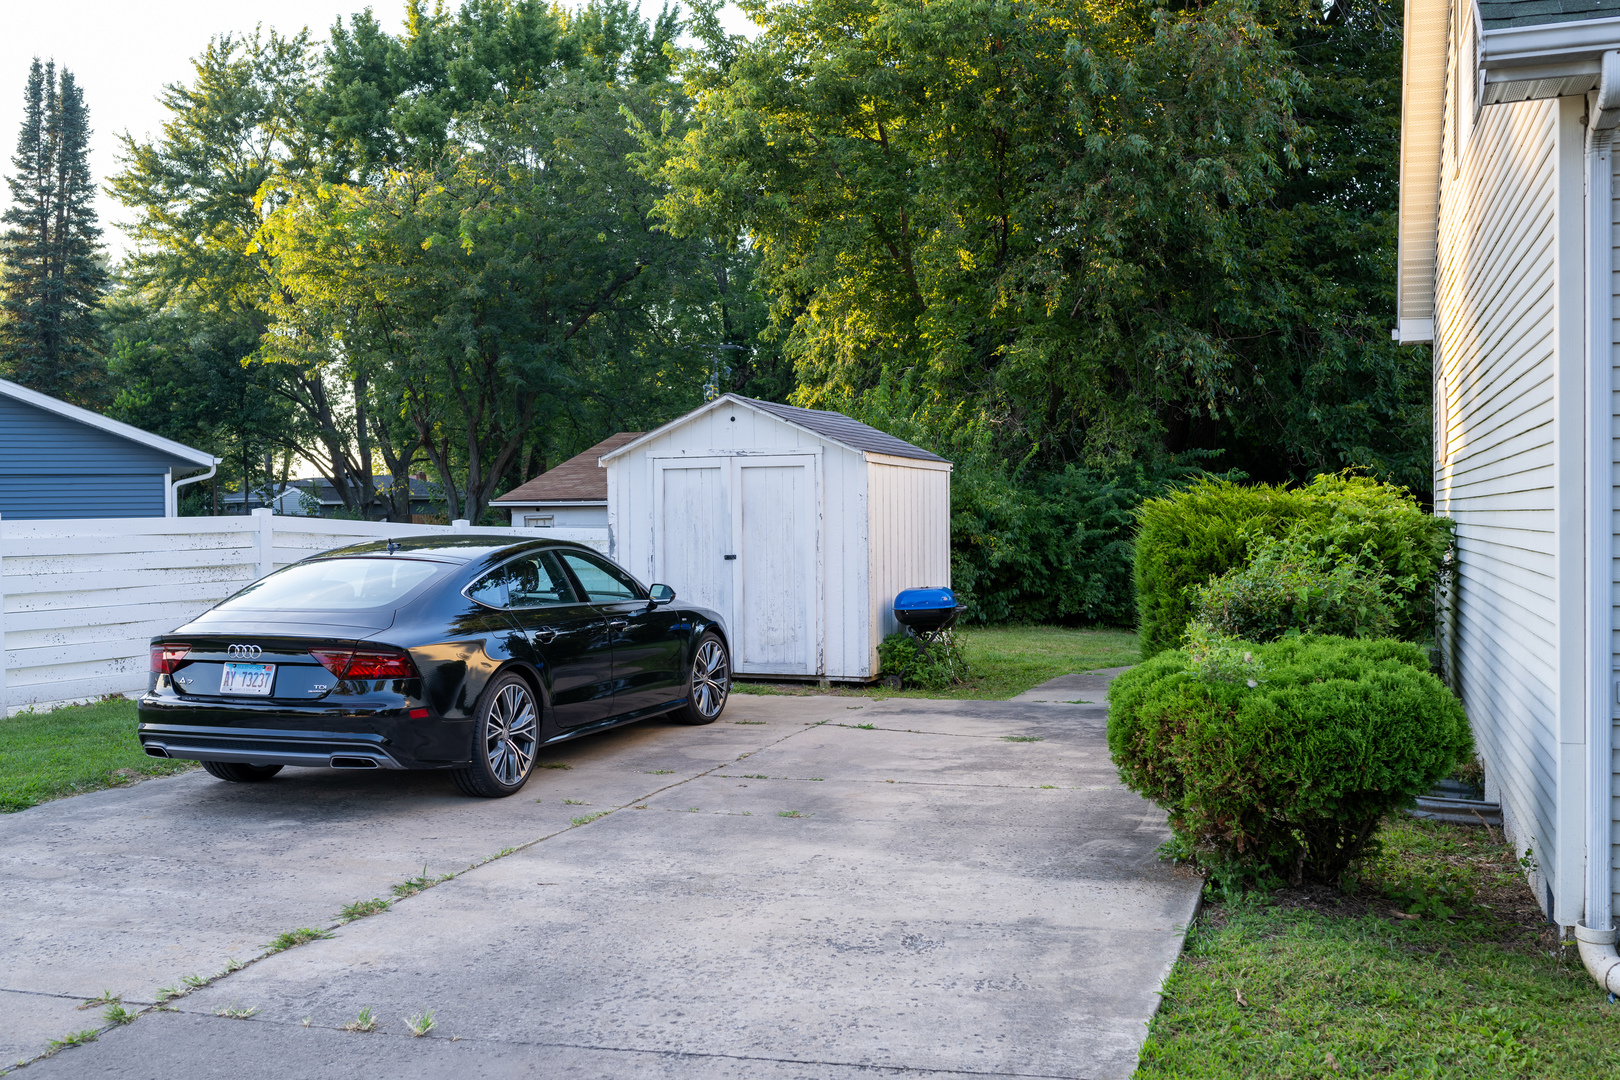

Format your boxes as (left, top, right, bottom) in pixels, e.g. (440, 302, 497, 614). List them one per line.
(865, 461, 952, 671)
(1435, 95, 1562, 909)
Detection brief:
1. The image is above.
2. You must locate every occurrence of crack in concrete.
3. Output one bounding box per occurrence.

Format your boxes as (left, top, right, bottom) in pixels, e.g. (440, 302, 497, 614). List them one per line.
(150, 1006, 1098, 1079)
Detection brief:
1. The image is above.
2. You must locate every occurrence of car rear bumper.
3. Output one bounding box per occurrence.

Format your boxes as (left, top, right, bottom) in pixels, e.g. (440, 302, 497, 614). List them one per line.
(137, 695, 472, 770)
(139, 722, 409, 770)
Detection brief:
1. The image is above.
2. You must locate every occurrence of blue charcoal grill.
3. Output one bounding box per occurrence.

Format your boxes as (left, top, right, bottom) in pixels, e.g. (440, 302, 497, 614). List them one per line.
(893, 587, 964, 642)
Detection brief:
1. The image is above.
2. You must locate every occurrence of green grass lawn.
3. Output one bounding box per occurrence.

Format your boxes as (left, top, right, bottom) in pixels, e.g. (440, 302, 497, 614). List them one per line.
(1139, 816, 1620, 1078)
(733, 624, 1139, 700)
(0, 698, 193, 812)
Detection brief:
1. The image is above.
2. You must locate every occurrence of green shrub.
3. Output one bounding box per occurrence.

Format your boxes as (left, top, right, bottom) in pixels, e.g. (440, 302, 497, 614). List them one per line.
(951, 462, 1223, 626)
(1191, 536, 1397, 643)
(1107, 634, 1471, 889)
(877, 630, 969, 689)
(1134, 473, 1453, 658)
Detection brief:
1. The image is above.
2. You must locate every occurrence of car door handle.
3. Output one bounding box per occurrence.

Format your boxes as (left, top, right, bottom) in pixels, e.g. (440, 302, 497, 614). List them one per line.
(532, 627, 558, 644)
(608, 619, 629, 631)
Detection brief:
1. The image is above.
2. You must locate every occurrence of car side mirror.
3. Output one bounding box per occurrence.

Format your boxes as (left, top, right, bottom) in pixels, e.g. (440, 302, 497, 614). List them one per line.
(648, 583, 675, 607)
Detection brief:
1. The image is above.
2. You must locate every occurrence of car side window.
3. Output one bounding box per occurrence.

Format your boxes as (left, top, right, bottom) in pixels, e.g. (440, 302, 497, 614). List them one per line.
(468, 551, 579, 609)
(509, 551, 579, 607)
(560, 552, 644, 603)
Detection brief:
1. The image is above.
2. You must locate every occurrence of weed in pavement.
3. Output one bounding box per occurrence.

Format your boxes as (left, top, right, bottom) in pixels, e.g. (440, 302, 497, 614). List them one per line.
(102, 1003, 137, 1026)
(1002, 735, 1044, 742)
(563, 798, 586, 805)
(267, 927, 333, 952)
(570, 812, 608, 826)
(46, 1030, 98, 1052)
(343, 1006, 378, 1033)
(393, 865, 453, 898)
(77, 990, 118, 1009)
(340, 898, 390, 922)
(1138, 816, 1620, 1077)
(643, 769, 673, 775)
(538, 762, 572, 770)
(214, 1003, 258, 1020)
(778, 810, 809, 818)
(407, 1010, 436, 1037)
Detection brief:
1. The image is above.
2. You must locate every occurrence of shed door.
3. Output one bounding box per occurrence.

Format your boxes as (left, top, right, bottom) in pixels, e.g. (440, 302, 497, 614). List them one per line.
(653, 458, 732, 620)
(733, 455, 820, 676)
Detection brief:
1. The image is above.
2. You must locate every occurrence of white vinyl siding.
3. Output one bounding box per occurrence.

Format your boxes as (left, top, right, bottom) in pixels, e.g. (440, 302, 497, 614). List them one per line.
(1434, 94, 1564, 911)
(1609, 141, 1620, 919)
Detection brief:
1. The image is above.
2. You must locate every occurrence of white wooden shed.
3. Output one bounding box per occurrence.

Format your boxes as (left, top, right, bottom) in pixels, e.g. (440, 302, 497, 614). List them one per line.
(600, 393, 952, 681)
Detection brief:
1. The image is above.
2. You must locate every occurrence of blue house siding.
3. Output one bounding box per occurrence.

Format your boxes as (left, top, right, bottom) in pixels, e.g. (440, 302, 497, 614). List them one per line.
(0, 395, 201, 519)
(0, 473, 168, 518)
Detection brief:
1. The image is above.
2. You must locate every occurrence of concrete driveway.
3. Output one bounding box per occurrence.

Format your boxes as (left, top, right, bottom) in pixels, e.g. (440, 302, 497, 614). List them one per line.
(1, 685, 1200, 1079)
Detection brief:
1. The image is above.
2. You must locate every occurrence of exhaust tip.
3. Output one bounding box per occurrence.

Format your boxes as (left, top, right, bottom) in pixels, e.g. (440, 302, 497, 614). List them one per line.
(329, 756, 380, 770)
(144, 745, 169, 758)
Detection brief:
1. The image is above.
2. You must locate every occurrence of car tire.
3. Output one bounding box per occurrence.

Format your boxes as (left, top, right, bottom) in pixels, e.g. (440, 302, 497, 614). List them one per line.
(672, 632, 730, 725)
(201, 761, 283, 783)
(451, 671, 540, 798)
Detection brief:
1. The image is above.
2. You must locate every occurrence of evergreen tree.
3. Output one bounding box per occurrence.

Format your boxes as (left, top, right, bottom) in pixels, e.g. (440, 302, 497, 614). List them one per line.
(0, 58, 107, 403)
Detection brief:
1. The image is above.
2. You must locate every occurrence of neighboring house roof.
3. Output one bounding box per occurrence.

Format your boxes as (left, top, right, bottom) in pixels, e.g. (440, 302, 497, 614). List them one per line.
(0, 376, 216, 469)
(599, 395, 948, 466)
(222, 475, 437, 506)
(493, 432, 644, 506)
(1480, 0, 1620, 29)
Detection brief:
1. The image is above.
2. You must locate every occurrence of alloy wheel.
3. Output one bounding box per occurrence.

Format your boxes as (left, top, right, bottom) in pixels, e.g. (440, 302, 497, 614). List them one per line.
(692, 639, 730, 719)
(484, 682, 537, 786)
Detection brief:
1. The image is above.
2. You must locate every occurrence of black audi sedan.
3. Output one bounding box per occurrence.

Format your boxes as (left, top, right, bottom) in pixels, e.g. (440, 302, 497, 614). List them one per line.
(137, 536, 731, 797)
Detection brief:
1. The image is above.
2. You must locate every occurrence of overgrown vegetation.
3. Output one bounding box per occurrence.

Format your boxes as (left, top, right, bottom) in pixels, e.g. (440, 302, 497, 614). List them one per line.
(1192, 535, 1397, 643)
(1108, 636, 1471, 889)
(737, 625, 1138, 700)
(1135, 474, 1453, 657)
(876, 629, 969, 689)
(0, 698, 191, 812)
(1139, 817, 1620, 1077)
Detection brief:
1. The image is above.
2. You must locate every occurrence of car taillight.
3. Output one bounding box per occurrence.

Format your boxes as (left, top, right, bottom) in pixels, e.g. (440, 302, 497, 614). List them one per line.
(309, 647, 418, 681)
(150, 644, 190, 674)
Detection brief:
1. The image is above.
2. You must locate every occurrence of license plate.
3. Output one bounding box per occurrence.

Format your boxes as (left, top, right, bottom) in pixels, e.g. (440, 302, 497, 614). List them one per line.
(220, 662, 275, 696)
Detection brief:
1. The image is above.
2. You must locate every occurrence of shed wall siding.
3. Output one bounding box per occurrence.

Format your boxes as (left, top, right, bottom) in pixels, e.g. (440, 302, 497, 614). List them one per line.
(1435, 95, 1564, 910)
(866, 461, 952, 658)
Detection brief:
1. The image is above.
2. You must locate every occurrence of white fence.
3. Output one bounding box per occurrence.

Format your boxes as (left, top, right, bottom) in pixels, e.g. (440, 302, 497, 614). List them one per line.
(0, 510, 608, 715)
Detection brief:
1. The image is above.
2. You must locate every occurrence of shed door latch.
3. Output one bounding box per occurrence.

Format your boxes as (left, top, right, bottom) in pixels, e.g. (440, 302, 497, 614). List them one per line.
(724, 554, 737, 560)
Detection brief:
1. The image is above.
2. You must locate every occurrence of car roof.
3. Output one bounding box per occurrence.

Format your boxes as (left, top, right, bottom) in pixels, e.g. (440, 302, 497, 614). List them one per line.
(313, 535, 600, 563)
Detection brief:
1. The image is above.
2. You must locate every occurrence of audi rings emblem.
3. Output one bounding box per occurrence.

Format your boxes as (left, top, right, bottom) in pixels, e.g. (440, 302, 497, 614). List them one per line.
(227, 644, 263, 659)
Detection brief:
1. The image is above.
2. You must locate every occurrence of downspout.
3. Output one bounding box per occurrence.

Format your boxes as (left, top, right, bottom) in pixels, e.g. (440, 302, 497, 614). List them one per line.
(1579, 49, 1620, 994)
(168, 462, 219, 519)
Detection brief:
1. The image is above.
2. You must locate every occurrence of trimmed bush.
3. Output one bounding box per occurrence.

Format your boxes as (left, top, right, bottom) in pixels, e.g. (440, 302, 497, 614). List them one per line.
(1134, 474, 1453, 658)
(877, 630, 969, 689)
(1107, 634, 1471, 888)
(1192, 536, 1396, 643)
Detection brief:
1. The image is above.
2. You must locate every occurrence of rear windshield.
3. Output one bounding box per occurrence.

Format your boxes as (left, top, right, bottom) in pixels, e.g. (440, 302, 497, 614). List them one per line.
(219, 558, 446, 612)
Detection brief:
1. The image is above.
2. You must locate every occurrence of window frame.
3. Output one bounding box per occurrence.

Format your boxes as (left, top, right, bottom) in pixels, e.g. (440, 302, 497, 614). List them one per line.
(557, 549, 648, 604)
(462, 548, 583, 611)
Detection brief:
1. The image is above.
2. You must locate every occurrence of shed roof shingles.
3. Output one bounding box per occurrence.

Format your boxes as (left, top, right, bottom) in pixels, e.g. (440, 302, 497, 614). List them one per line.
(493, 431, 643, 505)
(1479, 0, 1620, 29)
(737, 396, 948, 463)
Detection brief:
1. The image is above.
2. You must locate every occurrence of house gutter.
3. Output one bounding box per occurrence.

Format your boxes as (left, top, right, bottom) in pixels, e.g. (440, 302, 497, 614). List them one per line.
(1580, 50, 1620, 995)
(167, 461, 219, 518)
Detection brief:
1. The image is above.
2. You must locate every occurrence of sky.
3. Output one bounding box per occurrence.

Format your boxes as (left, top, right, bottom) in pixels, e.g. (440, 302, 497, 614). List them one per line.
(0, 0, 751, 265)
